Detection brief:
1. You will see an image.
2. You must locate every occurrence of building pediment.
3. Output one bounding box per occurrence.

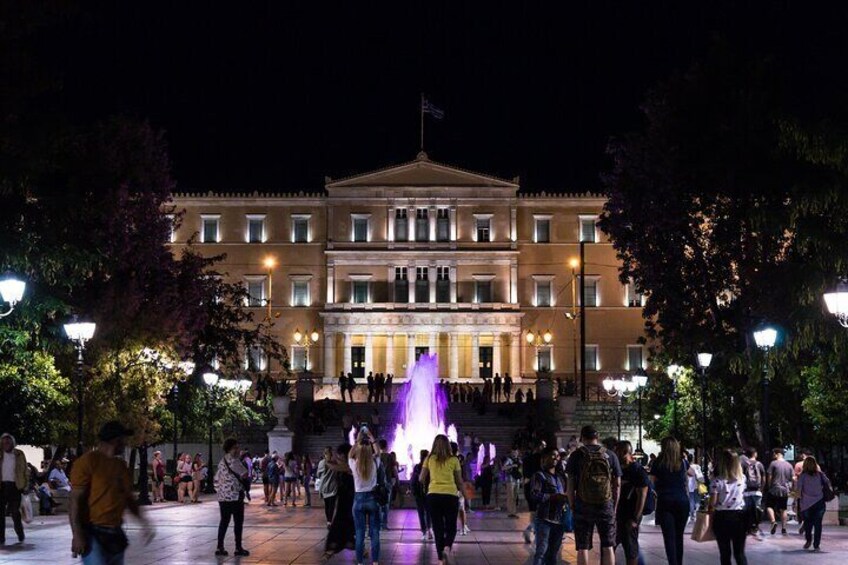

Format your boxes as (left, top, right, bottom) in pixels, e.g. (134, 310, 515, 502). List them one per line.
(326, 153, 518, 191)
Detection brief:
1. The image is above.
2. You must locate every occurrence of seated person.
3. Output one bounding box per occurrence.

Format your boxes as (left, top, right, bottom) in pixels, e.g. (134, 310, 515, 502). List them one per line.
(48, 459, 72, 491)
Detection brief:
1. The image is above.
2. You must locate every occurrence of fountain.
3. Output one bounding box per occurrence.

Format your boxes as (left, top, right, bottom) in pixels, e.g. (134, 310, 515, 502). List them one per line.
(390, 354, 457, 479)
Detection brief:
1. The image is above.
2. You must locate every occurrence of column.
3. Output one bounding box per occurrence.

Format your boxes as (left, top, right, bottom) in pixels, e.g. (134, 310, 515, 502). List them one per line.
(388, 206, 395, 242)
(450, 332, 459, 379)
(324, 332, 336, 379)
(388, 266, 396, 302)
(407, 332, 416, 371)
(428, 332, 437, 354)
(408, 206, 415, 242)
(471, 333, 480, 379)
(365, 333, 373, 375)
(429, 205, 437, 241)
(449, 204, 457, 242)
(510, 259, 518, 304)
(343, 333, 352, 375)
(449, 265, 457, 303)
(408, 262, 415, 304)
(493, 333, 502, 376)
(510, 331, 521, 380)
(326, 262, 335, 303)
(510, 206, 517, 243)
(385, 333, 394, 374)
(429, 265, 436, 303)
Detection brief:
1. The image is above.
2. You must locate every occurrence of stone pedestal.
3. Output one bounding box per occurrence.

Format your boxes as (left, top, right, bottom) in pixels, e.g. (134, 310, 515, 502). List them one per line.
(267, 428, 294, 456)
(558, 396, 578, 429)
(536, 377, 554, 400)
(296, 377, 315, 403)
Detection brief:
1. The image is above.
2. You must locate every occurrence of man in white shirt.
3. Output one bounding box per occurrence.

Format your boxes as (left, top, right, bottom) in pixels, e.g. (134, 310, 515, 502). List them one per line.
(49, 460, 72, 491)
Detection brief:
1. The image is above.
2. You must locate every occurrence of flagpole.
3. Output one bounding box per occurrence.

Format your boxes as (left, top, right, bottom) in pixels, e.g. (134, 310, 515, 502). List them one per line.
(420, 92, 425, 152)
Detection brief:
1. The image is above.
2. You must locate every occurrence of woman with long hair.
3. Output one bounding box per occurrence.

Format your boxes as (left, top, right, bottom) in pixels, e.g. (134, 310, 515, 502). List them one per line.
(177, 453, 194, 503)
(302, 454, 313, 507)
(191, 453, 204, 502)
(649, 437, 689, 565)
(323, 443, 356, 559)
(283, 452, 299, 506)
(350, 429, 381, 565)
(421, 434, 464, 564)
(151, 451, 165, 503)
(797, 456, 829, 552)
(213, 438, 250, 557)
(709, 449, 748, 565)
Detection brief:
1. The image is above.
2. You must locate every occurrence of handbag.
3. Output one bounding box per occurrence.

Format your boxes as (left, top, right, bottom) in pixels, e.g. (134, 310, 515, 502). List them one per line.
(20, 492, 33, 524)
(223, 457, 252, 501)
(372, 460, 389, 506)
(690, 510, 715, 543)
(821, 473, 836, 503)
(560, 502, 574, 533)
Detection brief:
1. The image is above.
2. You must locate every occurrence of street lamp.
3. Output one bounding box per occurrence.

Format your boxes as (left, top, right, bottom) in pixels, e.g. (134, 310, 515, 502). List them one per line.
(602, 375, 645, 439)
(202, 372, 219, 494)
(526, 329, 553, 373)
(753, 326, 778, 450)
(696, 352, 713, 472)
(0, 275, 26, 318)
(632, 368, 649, 454)
(64, 317, 96, 454)
(666, 363, 683, 436)
(565, 258, 581, 392)
(293, 328, 320, 373)
(823, 280, 848, 327)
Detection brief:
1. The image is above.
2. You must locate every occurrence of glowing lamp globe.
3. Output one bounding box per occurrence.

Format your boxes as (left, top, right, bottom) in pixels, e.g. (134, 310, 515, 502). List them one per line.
(203, 372, 219, 387)
(0, 276, 26, 306)
(753, 327, 778, 350)
(526, 332, 535, 344)
(310, 329, 320, 343)
(543, 330, 553, 343)
(633, 369, 648, 388)
(64, 320, 96, 343)
(666, 364, 681, 380)
(824, 280, 848, 328)
(293, 328, 303, 343)
(697, 353, 713, 369)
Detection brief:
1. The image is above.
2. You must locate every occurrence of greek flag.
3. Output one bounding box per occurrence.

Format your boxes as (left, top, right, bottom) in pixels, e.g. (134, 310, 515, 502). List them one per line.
(421, 97, 445, 120)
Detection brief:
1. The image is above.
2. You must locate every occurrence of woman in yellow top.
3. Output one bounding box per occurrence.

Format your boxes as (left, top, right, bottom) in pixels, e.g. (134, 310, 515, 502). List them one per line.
(420, 434, 463, 564)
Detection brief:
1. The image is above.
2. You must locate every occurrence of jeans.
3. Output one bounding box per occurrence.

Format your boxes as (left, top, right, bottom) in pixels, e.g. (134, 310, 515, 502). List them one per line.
(82, 530, 125, 565)
(217, 499, 245, 549)
(323, 494, 337, 524)
(353, 492, 381, 563)
(414, 495, 431, 533)
(801, 499, 826, 549)
(714, 510, 748, 565)
(655, 501, 689, 565)
(427, 493, 459, 560)
(0, 482, 23, 542)
(380, 479, 394, 529)
(689, 490, 700, 516)
(743, 493, 762, 532)
(533, 518, 564, 565)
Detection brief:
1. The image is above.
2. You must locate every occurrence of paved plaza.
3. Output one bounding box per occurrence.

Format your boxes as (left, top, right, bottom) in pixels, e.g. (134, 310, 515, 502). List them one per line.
(2, 488, 848, 564)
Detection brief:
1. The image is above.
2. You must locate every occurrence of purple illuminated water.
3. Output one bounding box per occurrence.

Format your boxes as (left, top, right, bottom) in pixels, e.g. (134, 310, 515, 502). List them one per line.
(390, 354, 458, 479)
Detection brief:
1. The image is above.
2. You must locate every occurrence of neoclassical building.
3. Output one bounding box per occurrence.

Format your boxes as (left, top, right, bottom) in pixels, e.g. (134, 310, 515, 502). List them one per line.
(170, 153, 649, 387)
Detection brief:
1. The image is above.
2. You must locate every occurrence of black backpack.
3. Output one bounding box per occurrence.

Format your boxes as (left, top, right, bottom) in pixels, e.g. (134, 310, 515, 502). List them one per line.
(744, 460, 762, 491)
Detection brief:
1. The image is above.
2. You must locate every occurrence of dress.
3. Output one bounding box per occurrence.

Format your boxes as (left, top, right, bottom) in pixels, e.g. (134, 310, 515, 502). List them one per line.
(324, 470, 355, 554)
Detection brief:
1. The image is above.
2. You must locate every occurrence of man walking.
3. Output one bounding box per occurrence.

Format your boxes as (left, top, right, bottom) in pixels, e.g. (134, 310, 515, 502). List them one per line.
(530, 447, 568, 565)
(522, 441, 544, 543)
(503, 373, 513, 403)
(765, 447, 793, 535)
(70, 421, 154, 563)
(566, 425, 621, 565)
(740, 447, 765, 536)
(614, 441, 648, 565)
(0, 433, 28, 544)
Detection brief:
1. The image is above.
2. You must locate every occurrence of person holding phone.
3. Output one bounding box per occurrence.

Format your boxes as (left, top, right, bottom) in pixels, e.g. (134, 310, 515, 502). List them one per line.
(531, 446, 568, 565)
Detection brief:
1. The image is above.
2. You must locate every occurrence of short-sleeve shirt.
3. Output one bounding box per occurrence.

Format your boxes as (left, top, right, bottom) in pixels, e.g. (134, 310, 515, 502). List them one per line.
(649, 459, 690, 506)
(565, 445, 623, 503)
(710, 477, 746, 511)
(618, 462, 650, 519)
(69, 451, 132, 527)
(424, 456, 460, 496)
(767, 459, 794, 494)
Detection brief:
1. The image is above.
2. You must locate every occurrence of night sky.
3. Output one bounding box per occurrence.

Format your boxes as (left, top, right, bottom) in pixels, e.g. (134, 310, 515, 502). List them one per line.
(28, 1, 848, 192)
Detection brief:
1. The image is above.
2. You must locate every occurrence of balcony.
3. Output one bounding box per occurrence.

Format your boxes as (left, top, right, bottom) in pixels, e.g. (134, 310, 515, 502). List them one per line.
(324, 301, 520, 312)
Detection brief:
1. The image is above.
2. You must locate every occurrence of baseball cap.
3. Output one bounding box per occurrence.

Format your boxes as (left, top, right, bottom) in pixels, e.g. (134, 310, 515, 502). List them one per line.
(98, 421, 134, 442)
(580, 425, 599, 440)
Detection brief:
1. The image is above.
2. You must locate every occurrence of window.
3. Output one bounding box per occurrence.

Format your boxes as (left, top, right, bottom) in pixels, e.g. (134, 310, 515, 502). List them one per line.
(292, 215, 310, 243)
(291, 346, 307, 372)
(166, 214, 176, 243)
(436, 266, 450, 303)
(246, 278, 265, 307)
(415, 267, 429, 303)
(535, 216, 551, 243)
(584, 345, 599, 371)
(437, 209, 450, 241)
(394, 267, 408, 303)
(416, 208, 429, 242)
(535, 280, 552, 307)
(580, 277, 598, 307)
(579, 216, 597, 243)
(246, 215, 265, 243)
(292, 281, 309, 307)
(537, 348, 552, 372)
(352, 215, 369, 242)
(475, 280, 492, 303)
(201, 215, 220, 243)
(627, 282, 643, 308)
(476, 217, 491, 242)
(247, 346, 266, 371)
(394, 209, 408, 242)
(627, 345, 643, 370)
(352, 281, 369, 304)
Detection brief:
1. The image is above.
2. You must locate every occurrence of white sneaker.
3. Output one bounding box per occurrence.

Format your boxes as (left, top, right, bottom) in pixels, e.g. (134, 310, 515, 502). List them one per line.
(462, 525, 470, 535)
(421, 533, 428, 541)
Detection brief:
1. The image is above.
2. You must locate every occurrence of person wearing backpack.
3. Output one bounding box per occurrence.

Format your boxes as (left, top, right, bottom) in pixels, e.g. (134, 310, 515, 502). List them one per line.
(614, 441, 650, 565)
(411, 449, 433, 541)
(649, 436, 689, 565)
(565, 425, 621, 565)
(796, 455, 832, 552)
(740, 447, 765, 536)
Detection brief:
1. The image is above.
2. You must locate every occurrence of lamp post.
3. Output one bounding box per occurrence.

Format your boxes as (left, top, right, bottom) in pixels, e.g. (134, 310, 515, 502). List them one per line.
(293, 328, 320, 373)
(0, 275, 26, 318)
(753, 326, 778, 451)
(526, 329, 553, 374)
(696, 353, 713, 472)
(565, 258, 580, 390)
(64, 318, 96, 454)
(666, 363, 683, 436)
(824, 280, 848, 327)
(602, 375, 645, 439)
(263, 256, 277, 398)
(632, 368, 649, 455)
(203, 372, 219, 494)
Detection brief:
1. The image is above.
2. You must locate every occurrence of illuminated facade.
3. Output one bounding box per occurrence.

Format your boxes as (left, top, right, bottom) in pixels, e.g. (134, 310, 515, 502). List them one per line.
(170, 153, 649, 386)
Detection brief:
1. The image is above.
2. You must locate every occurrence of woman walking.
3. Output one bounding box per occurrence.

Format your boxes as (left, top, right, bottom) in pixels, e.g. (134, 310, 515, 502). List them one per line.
(177, 453, 194, 503)
(797, 456, 829, 552)
(266, 454, 279, 506)
(709, 449, 748, 565)
(478, 453, 494, 509)
(191, 453, 204, 502)
(283, 452, 299, 506)
(151, 451, 165, 503)
(323, 443, 356, 559)
(213, 438, 249, 557)
(350, 430, 381, 565)
(302, 454, 314, 507)
(650, 437, 690, 565)
(420, 434, 463, 564)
